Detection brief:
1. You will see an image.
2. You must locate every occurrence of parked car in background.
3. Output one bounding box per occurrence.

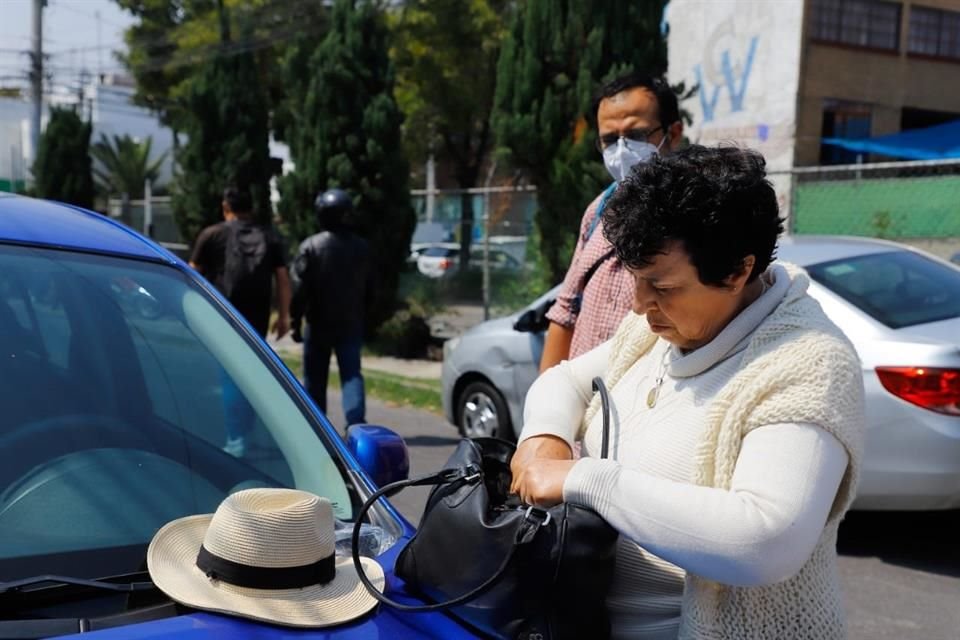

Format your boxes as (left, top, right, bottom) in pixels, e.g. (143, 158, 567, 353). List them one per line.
(416, 243, 461, 278)
(416, 243, 523, 279)
(408, 241, 452, 267)
(0, 194, 477, 639)
(442, 235, 960, 510)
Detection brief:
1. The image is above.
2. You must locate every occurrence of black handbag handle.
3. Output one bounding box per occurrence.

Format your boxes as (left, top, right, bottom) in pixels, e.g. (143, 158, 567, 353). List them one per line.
(592, 377, 611, 459)
(351, 465, 549, 613)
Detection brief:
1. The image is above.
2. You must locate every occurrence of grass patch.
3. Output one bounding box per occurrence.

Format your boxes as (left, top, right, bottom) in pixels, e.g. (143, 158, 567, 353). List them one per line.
(280, 352, 442, 415)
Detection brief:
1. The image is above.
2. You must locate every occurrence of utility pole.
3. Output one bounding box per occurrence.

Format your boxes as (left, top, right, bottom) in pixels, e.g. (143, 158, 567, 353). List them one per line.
(425, 154, 436, 223)
(30, 0, 45, 164)
(95, 11, 102, 80)
(481, 160, 497, 321)
(77, 69, 90, 119)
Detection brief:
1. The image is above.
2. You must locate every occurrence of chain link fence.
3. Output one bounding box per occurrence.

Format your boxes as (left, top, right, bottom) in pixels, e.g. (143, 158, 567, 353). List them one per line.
(109, 186, 547, 343)
(775, 158, 960, 261)
(405, 185, 544, 321)
(110, 159, 960, 336)
(107, 195, 189, 259)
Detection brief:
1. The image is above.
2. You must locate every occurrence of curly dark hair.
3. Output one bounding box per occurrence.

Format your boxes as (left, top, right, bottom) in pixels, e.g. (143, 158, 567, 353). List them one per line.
(602, 145, 784, 286)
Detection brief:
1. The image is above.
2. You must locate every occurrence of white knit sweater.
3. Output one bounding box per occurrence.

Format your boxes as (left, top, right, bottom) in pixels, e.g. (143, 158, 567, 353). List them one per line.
(520, 264, 865, 640)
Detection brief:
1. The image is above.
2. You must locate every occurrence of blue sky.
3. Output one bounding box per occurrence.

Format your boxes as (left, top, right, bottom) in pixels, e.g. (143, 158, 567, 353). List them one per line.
(0, 0, 135, 91)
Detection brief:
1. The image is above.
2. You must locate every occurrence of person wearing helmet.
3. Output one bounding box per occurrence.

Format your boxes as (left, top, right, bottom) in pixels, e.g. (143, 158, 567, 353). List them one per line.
(290, 188, 371, 428)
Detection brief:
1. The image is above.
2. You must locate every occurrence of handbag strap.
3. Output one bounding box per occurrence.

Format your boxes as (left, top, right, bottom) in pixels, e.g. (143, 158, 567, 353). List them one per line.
(592, 377, 612, 459)
(351, 465, 550, 613)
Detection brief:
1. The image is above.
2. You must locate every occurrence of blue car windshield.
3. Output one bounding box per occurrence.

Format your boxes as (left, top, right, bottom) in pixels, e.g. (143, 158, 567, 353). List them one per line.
(0, 244, 361, 582)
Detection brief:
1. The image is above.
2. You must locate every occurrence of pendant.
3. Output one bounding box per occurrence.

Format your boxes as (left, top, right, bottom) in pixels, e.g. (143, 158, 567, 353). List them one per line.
(646, 386, 659, 408)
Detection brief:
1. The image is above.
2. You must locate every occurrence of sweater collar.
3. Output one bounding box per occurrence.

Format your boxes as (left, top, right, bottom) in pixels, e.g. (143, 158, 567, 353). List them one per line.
(668, 264, 791, 378)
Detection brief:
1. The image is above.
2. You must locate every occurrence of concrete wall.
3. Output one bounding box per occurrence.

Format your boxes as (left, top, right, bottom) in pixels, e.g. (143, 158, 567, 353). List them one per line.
(1, 81, 176, 193)
(87, 84, 176, 188)
(666, 0, 806, 219)
(795, 0, 960, 165)
(0, 99, 32, 192)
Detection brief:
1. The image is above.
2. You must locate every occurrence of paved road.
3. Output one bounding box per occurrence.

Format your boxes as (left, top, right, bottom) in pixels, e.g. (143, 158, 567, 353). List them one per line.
(325, 389, 461, 524)
(326, 391, 960, 640)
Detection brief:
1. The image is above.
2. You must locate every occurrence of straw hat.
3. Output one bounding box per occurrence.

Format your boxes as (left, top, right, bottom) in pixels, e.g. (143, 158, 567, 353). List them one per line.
(147, 488, 385, 628)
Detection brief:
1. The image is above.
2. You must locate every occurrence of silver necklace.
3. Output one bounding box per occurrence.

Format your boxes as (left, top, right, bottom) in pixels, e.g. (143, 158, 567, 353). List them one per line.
(646, 347, 672, 408)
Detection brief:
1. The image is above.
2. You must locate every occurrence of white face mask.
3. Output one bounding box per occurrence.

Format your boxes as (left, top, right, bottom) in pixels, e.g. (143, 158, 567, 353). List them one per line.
(602, 135, 666, 182)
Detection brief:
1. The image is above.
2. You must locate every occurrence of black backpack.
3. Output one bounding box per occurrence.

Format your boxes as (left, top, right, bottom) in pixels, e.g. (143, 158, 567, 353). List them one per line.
(222, 221, 271, 300)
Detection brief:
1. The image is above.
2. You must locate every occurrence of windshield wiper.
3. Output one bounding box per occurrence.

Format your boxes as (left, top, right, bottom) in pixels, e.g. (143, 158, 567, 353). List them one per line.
(0, 574, 172, 639)
(0, 574, 155, 596)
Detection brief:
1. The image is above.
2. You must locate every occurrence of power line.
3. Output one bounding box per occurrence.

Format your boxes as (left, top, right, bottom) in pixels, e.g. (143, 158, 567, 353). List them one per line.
(47, 44, 118, 56)
(0, 33, 60, 44)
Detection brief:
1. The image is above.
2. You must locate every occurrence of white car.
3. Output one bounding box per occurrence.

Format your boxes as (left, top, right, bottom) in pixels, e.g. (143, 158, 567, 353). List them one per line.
(416, 244, 461, 278)
(417, 244, 523, 279)
(441, 235, 960, 510)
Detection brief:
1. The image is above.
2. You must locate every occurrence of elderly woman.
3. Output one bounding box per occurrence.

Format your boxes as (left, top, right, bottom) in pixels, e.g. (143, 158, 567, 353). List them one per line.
(511, 145, 865, 640)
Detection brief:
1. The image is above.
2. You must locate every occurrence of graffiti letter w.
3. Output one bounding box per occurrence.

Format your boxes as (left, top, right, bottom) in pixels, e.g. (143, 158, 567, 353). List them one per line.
(694, 36, 759, 123)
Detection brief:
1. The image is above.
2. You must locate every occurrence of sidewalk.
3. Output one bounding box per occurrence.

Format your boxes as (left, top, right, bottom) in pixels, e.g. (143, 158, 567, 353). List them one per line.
(267, 334, 443, 380)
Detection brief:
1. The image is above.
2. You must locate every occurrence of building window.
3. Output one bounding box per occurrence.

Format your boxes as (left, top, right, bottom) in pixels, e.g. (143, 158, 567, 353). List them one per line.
(908, 6, 960, 60)
(820, 100, 873, 165)
(901, 106, 960, 131)
(811, 0, 902, 51)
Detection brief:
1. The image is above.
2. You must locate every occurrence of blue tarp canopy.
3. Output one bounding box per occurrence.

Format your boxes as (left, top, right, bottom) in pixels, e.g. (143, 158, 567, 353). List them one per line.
(822, 118, 960, 161)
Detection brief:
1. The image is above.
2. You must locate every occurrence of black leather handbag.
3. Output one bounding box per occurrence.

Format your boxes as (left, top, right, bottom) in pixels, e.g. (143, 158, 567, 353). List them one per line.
(353, 379, 619, 640)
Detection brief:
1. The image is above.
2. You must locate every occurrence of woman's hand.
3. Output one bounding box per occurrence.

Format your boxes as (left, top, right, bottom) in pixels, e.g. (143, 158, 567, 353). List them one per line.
(512, 458, 577, 507)
(510, 435, 575, 507)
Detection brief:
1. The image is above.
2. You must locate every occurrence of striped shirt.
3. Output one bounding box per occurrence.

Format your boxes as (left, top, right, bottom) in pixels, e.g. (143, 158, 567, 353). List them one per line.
(545, 188, 635, 359)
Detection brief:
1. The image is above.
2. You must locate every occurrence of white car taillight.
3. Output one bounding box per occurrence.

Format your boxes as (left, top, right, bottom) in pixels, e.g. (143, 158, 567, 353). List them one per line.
(875, 367, 960, 416)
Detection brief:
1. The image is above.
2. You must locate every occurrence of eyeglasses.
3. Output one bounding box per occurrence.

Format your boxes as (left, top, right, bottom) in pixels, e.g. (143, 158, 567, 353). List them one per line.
(596, 126, 664, 152)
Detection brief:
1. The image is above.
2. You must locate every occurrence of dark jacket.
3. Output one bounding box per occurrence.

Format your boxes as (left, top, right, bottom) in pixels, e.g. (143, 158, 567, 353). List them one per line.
(291, 229, 371, 341)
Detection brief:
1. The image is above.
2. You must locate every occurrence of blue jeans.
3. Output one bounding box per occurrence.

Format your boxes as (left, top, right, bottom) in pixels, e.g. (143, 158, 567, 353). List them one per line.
(303, 328, 366, 426)
(221, 369, 255, 442)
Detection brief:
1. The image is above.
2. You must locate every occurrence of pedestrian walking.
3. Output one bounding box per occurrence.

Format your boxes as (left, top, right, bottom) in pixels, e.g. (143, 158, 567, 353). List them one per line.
(190, 185, 291, 457)
(539, 72, 684, 372)
(290, 188, 371, 428)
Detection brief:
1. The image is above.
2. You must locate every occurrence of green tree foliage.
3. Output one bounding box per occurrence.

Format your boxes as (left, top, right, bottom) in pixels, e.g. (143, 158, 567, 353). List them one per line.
(114, 0, 200, 130)
(32, 107, 95, 209)
(492, 1, 669, 281)
(390, 0, 507, 267)
(278, 0, 414, 334)
(91, 133, 168, 197)
(171, 2, 274, 242)
(115, 0, 324, 131)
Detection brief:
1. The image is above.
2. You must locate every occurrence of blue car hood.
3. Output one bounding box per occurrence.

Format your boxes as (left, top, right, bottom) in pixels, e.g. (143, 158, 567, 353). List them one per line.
(54, 543, 476, 639)
(63, 606, 472, 639)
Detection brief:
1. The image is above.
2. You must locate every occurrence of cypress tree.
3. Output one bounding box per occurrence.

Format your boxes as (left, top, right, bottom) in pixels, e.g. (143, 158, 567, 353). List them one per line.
(32, 107, 95, 209)
(492, 1, 669, 281)
(278, 0, 414, 334)
(172, 3, 273, 242)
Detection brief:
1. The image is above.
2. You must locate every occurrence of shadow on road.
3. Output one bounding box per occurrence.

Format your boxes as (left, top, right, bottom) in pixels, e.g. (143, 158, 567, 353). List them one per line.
(838, 509, 960, 578)
(403, 435, 461, 448)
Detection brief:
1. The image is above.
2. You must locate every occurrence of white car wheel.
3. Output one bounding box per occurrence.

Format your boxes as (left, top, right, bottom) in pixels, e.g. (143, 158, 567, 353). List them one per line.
(457, 381, 511, 440)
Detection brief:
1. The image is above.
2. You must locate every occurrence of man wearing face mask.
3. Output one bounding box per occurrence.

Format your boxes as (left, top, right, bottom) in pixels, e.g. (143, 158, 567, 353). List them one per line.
(539, 72, 683, 372)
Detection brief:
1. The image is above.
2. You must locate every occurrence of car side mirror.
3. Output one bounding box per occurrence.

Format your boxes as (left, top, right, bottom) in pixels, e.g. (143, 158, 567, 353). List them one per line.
(513, 298, 555, 333)
(513, 309, 538, 333)
(346, 424, 410, 487)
